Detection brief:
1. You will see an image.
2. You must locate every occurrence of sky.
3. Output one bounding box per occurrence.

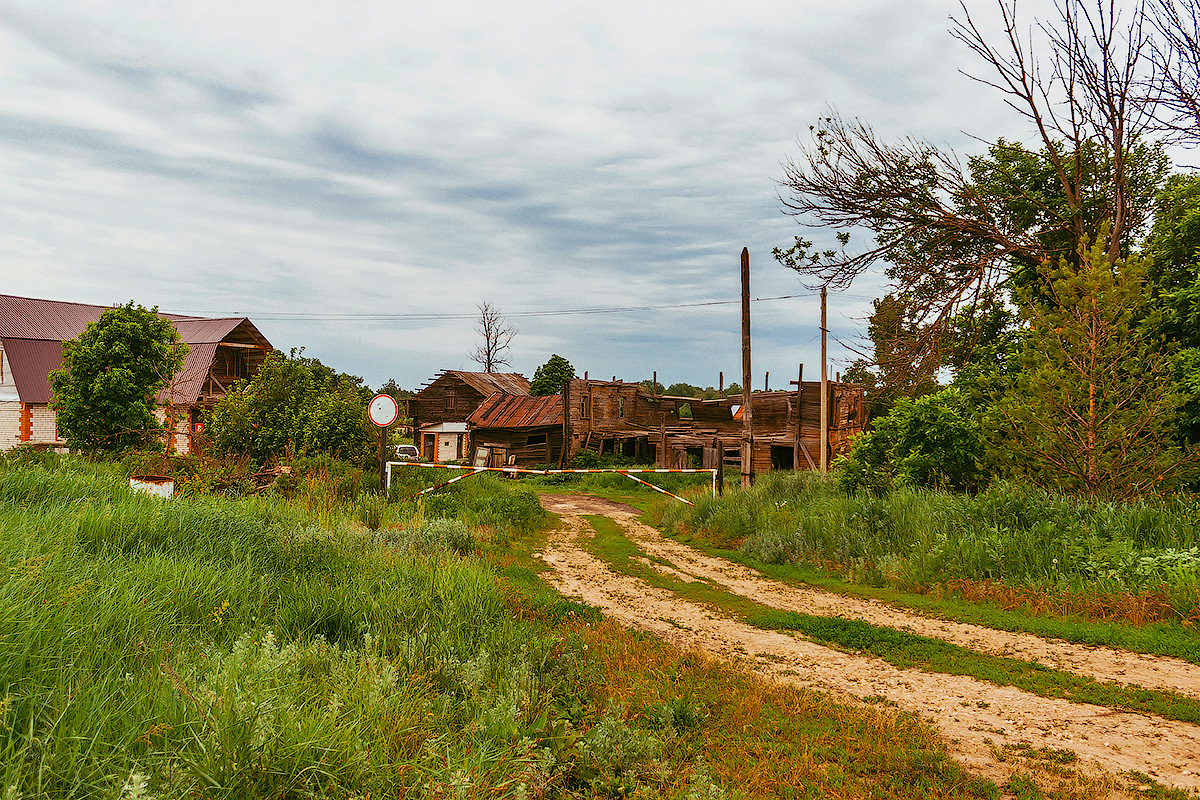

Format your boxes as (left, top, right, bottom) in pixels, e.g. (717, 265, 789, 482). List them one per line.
(0, 0, 1050, 391)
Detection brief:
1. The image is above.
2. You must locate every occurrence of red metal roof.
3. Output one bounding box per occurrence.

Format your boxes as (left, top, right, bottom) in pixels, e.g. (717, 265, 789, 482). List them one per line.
(0, 294, 270, 405)
(1, 339, 63, 404)
(0, 294, 199, 340)
(158, 342, 219, 404)
(468, 392, 563, 429)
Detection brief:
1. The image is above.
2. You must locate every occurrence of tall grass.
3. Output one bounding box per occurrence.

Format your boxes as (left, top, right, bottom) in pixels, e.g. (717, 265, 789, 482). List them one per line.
(654, 472, 1200, 624)
(0, 455, 609, 797)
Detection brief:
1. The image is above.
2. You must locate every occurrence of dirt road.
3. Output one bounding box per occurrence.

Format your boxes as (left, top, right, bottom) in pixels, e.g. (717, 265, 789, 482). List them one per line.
(535, 493, 1200, 794)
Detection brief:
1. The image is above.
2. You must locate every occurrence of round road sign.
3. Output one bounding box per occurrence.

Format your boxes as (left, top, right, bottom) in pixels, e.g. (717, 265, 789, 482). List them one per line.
(368, 393, 399, 427)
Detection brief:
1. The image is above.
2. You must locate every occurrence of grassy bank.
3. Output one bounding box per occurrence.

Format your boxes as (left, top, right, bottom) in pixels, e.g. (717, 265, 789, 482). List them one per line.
(0, 453, 995, 799)
(649, 473, 1200, 663)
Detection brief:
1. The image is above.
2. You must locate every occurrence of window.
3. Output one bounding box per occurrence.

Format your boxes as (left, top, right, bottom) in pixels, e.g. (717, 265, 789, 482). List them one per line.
(619, 398, 625, 417)
(581, 396, 590, 418)
(527, 433, 547, 446)
(445, 390, 457, 412)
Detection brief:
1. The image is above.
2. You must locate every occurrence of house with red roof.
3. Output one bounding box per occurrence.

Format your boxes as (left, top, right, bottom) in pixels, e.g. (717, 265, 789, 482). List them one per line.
(0, 294, 272, 454)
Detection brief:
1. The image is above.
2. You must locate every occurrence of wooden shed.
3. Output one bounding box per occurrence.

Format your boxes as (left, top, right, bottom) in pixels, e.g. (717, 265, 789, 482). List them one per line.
(412, 371, 530, 462)
(467, 392, 564, 467)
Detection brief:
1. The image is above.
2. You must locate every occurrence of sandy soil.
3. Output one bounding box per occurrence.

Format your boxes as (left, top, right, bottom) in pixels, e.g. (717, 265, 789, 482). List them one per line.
(534, 493, 1200, 794)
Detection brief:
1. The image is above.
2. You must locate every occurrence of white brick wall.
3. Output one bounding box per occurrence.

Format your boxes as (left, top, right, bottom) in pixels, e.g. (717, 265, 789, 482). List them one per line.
(29, 404, 58, 444)
(154, 407, 195, 456)
(0, 402, 22, 450)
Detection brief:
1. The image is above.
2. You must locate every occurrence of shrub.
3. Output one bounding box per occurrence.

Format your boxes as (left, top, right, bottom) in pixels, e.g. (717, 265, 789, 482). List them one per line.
(837, 386, 987, 494)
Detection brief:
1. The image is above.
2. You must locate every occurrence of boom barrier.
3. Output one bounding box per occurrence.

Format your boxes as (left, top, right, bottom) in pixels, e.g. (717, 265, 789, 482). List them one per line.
(386, 461, 717, 506)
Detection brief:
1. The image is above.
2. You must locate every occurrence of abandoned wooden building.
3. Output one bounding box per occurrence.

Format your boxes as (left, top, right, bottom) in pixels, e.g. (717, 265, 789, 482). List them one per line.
(424, 373, 868, 471)
(467, 392, 564, 467)
(0, 294, 272, 454)
(561, 377, 867, 472)
(412, 370, 530, 462)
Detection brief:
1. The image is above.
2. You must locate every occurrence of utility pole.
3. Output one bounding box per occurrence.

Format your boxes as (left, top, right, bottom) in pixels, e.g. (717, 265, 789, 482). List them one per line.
(740, 247, 753, 488)
(820, 285, 828, 474)
(791, 364, 802, 470)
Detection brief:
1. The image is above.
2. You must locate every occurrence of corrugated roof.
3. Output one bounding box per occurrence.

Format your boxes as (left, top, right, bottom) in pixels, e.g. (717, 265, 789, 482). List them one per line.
(469, 392, 562, 429)
(158, 342, 219, 404)
(451, 371, 530, 396)
(0, 294, 271, 405)
(1, 339, 63, 404)
(172, 318, 245, 344)
(0, 294, 200, 340)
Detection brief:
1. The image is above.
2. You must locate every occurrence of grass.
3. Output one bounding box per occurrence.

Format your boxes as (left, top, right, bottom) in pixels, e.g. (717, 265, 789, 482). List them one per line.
(0, 451, 1006, 799)
(573, 508, 1200, 727)
(650, 472, 1200, 660)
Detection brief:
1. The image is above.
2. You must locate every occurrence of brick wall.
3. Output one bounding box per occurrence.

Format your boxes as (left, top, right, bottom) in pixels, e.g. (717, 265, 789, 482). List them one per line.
(0, 402, 21, 450)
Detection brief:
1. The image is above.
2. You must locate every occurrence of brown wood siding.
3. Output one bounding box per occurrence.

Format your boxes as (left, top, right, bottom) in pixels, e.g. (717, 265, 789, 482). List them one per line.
(415, 373, 489, 429)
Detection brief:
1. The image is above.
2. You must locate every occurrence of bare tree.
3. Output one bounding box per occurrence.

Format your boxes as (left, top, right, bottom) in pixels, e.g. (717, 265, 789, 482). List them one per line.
(469, 301, 517, 372)
(777, 0, 1167, 379)
(1148, 0, 1200, 141)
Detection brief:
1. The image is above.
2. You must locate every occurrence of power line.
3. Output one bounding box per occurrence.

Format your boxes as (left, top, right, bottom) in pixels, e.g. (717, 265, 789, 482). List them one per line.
(170, 293, 837, 321)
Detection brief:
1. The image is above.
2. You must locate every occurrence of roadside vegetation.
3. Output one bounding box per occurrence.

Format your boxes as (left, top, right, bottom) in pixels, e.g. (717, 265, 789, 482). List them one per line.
(0, 451, 998, 799)
(651, 472, 1200, 663)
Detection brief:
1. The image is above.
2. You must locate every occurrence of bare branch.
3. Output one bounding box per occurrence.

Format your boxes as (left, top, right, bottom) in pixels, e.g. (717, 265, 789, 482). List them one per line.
(468, 301, 517, 373)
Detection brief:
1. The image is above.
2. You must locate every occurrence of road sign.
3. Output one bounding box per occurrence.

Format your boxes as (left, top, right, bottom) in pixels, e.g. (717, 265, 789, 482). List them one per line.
(368, 393, 399, 427)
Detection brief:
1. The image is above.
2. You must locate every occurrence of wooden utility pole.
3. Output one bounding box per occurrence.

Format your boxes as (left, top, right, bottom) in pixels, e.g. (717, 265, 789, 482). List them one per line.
(820, 285, 828, 473)
(791, 364, 803, 470)
(740, 247, 754, 488)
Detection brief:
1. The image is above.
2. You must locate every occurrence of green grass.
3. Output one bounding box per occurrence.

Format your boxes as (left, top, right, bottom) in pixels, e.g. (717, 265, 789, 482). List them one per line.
(575, 508, 1200, 727)
(666, 529, 1200, 665)
(751, 611, 1200, 724)
(650, 472, 1200, 660)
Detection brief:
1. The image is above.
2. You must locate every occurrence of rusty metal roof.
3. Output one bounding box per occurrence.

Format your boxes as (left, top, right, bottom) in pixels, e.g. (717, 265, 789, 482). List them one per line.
(450, 371, 530, 396)
(468, 392, 562, 429)
(158, 342, 220, 404)
(1, 339, 62, 403)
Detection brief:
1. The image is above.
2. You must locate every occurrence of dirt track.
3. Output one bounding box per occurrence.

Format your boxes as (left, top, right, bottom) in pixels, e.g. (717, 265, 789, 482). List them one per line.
(534, 493, 1200, 794)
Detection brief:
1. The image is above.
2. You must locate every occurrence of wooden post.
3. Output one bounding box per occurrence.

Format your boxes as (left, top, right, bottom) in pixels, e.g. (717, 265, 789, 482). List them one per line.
(820, 285, 828, 474)
(740, 247, 754, 488)
(652, 371, 657, 395)
(765, 372, 770, 392)
(560, 379, 570, 467)
(659, 416, 668, 468)
(715, 438, 725, 495)
(719, 371, 724, 393)
(792, 364, 803, 470)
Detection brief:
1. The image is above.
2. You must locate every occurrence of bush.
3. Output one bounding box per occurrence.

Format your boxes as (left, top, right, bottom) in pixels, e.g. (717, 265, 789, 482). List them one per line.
(836, 386, 987, 495)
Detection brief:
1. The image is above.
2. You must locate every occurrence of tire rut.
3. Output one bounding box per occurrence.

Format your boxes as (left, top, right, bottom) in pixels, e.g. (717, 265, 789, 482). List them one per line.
(535, 493, 1200, 793)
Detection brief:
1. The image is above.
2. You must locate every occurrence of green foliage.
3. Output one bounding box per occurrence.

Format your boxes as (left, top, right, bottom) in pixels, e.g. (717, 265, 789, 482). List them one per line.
(837, 386, 987, 495)
(657, 472, 1200, 627)
(49, 302, 188, 453)
(207, 349, 375, 467)
(993, 244, 1193, 499)
(529, 353, 575, 396)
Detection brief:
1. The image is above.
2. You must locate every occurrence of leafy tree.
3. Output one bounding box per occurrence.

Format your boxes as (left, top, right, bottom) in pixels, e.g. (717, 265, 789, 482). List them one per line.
(664, 383, 703, 398)
(207, 349, 374, 466)
(992, 241, 1192, 500)
(50, 302, 188, 453)
(638, 379, 665, 395)
(529, 354, 575, 396)
(835, 386, 987, 495)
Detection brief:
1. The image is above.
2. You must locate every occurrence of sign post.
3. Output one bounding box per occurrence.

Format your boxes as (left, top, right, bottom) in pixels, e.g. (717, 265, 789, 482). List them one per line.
(368, 393, 400, 490)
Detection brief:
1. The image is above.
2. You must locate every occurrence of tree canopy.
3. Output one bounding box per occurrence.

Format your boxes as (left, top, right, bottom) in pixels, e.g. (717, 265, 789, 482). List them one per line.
(50, 302, 188, 453)
(529, 354, 575, 396)
(206, 349, 374, 466)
